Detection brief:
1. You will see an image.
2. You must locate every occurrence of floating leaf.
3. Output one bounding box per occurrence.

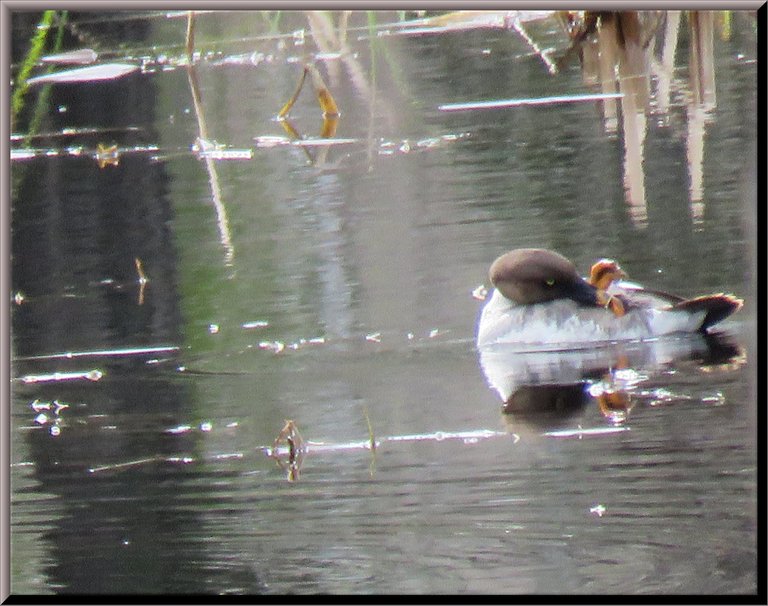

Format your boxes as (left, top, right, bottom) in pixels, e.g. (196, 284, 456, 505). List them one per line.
(27, 63, 139, 85)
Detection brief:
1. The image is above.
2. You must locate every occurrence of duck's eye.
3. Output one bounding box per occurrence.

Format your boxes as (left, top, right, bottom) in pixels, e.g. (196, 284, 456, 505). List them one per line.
(545, 278, 556, 287)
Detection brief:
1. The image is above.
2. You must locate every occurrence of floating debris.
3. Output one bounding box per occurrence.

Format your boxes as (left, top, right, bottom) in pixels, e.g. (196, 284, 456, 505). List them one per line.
(30, 400, 48, 413)
(41, 48, 98, 65)
(191, 137, 253, 159)
(268, 420, 305, 481)
(372, 10, 547, 38)
(261, 424, 516, 482)
(291, 137, 357, 147)
(590, 504, 607, 517)
(30, 399, 69, 414)
(95, 143, 119, 168)
(135, 257, 148, 305)
(30, 404, 66, 436)
(254, 135, 290, 148)
(259, 340, 286, 354)
(134, 257, 148, 284)
(377, 134, 469, 156)
(384, 429, 508, 444)
(702, 392, 726, 405)
(242, 320, 269, 329)
(20, 369, 103, 384)
(27, 63, 139, 85)
(10, 149, 36, 161)
(544, 425, 629, 438)
(439, 92, 624, 112)
(199, 147, 253, 160)
(213, 452, 243, 461)
(208, 51, 271, 66)
(288, 337, 327, 350)
(472, 285, 488, 301)
(88, 455, 194, 474)
(191, 137, 219, 153)
(14, 345, 179, 362)
(365, 332, 382, 343)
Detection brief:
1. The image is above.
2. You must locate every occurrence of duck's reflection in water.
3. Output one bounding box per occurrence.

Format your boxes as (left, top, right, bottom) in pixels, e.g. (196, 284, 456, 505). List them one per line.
(478, 332, 744, 432)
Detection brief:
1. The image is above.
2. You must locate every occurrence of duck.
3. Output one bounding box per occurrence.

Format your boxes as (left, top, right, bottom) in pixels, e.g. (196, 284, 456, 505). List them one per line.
(588, 257, 743, 333)
(476, 248, 742, 349)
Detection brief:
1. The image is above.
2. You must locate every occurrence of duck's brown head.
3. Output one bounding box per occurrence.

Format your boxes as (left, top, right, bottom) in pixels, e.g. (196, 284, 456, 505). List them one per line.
(489, 248, 601, 307)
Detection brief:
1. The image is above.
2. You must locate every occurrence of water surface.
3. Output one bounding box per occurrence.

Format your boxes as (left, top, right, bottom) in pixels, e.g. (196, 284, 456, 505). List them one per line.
(10, 10, 758, 595)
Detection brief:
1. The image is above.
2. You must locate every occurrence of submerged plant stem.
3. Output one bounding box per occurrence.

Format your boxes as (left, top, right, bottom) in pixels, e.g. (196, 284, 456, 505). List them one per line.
(12, 10, 56, 128)
(278, 65, 308, 119)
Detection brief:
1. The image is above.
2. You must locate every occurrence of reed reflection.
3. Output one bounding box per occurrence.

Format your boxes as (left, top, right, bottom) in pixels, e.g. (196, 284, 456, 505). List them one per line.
(567, 10, 724, 228)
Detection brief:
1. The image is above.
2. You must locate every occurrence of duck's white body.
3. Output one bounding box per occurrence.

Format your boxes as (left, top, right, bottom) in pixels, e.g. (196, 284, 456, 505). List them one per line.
(476, 248, 741, 351)
(476, 287, 706, 350)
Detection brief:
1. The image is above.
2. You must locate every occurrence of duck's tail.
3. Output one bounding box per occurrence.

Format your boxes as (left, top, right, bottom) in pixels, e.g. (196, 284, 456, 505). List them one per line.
(672, 294, 744, 332)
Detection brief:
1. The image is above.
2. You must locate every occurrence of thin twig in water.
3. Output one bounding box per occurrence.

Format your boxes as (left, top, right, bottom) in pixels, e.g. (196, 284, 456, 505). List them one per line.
(363, 405, 377, 476)
(185, 11, 196, 62)
(270, 420, 306, 481)
(507, 14, 558, 75)
(135, 257, 148, 305)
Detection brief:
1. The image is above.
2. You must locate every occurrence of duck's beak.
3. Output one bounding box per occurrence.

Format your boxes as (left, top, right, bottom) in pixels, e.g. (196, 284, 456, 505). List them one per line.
(567, 278, 602, 307)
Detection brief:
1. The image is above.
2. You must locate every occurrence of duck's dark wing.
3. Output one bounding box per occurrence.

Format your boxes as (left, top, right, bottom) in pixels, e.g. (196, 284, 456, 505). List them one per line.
(671, 294, 744, 331)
